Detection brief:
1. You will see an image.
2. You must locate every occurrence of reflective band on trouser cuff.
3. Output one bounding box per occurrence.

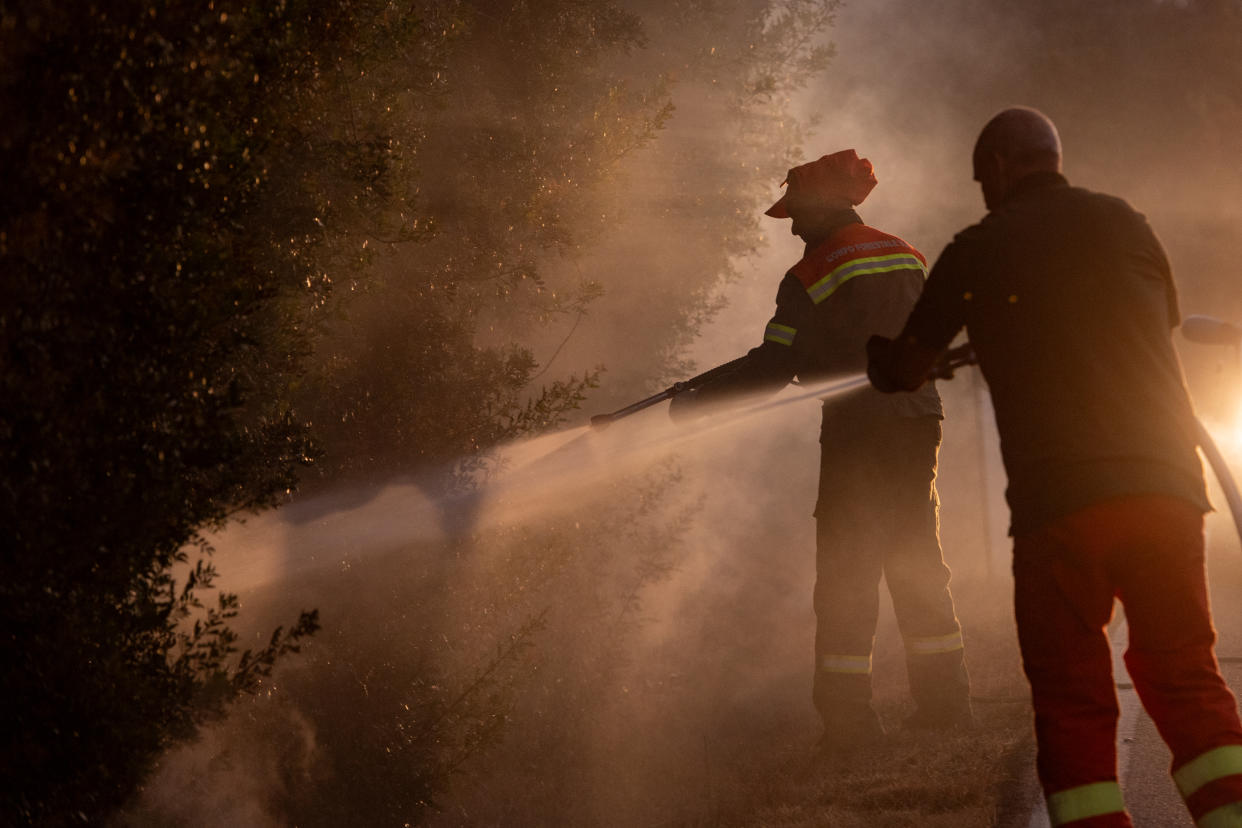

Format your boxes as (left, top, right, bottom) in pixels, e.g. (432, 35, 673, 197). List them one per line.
(764, 322, 797, 346)
(908, 630, 965, 656)
(1175, 745, 1242, 798)
(819, 654, 872, 675)
(1196, 802, 1242, 828)
(805, 254, 926, 305)
(1046, 781, 1126, 826)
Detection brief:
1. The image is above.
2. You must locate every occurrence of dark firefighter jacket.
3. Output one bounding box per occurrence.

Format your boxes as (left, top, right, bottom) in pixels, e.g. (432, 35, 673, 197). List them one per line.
(696, 211, 943, 434)
(893, 171, 1210, 535)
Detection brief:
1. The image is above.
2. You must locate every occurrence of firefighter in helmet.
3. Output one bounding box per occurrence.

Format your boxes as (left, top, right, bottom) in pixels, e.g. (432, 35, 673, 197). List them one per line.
(672, 149, 972, 753)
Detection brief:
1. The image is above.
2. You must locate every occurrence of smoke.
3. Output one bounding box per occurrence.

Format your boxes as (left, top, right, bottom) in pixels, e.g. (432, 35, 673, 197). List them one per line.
(121, 1, 1242, 825)
(125, 702, 319, 828)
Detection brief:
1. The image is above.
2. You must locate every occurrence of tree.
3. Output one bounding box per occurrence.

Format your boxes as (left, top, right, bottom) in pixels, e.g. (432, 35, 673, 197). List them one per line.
(0, 1, 428, 821)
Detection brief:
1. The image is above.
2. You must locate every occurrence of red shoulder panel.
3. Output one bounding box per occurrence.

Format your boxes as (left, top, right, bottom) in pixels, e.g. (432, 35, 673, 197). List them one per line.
(789, 224, 927, 291)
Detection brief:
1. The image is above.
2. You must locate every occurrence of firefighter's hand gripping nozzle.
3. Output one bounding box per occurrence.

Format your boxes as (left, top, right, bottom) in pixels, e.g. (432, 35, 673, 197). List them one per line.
(868, 335, 977, 393)
(589, 355, 749, 430)
(931, 342, 978, 380)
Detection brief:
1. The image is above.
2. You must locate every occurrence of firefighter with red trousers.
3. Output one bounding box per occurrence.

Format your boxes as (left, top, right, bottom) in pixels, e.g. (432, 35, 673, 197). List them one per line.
(672, 149, 972, 753)
(868, 107, 1242, 827)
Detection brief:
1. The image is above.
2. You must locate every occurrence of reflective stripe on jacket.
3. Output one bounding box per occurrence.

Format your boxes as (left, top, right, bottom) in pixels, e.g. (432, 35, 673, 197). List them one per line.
(791, 223, 928, 305)
(694, 213, 942, 424)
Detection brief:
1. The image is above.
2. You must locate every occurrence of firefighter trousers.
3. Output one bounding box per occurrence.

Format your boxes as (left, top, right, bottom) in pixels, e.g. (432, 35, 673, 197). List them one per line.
(812, 414, 969, 731)
(1013, 494, 1242, 827)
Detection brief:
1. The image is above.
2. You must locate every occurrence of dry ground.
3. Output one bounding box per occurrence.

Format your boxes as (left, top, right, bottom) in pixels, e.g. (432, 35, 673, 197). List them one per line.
(670, 573, 1037, 828)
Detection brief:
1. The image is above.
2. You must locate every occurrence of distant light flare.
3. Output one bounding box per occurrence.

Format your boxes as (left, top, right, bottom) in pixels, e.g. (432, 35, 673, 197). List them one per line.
(1194, 381, 1242, 549)
(1230, 402, 1242, 456)
(1200, 389, 1242, 461)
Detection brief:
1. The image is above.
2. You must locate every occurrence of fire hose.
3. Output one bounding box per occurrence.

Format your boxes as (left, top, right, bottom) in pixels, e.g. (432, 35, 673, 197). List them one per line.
(1181, 315, 1242, 539)
(933, 337, 1242, 542)
(587, 329, 1242, 543)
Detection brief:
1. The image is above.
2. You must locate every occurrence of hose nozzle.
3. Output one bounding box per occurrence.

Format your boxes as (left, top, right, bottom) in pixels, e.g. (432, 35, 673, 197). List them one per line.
(931, 342, 978, 380)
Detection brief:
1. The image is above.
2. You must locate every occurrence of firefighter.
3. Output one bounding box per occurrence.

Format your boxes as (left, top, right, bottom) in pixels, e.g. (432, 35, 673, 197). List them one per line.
(671, 149, 972, 753)
(867, 107, 1242, 827)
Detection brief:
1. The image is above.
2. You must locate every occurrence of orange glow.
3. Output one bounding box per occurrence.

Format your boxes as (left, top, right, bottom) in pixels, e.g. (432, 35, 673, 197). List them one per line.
(1232, 404, 1242, 452)
(1205, 401, 1242, 463)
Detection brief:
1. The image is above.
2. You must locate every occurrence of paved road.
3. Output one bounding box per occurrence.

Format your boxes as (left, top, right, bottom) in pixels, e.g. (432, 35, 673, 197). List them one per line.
(1023, 610, 1242, 827)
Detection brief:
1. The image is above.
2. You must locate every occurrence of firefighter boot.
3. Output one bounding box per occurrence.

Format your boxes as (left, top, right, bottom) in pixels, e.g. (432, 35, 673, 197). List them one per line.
(904, 648, 973, 731)
(815, 705, 885, 759)
(814, 670, 885, 757)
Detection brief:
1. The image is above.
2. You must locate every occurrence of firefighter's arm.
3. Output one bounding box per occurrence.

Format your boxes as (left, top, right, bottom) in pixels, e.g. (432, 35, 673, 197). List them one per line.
(670, 275, 807, 421)
(1142, 218, 1180, 328)
(868, 241, 968, 393)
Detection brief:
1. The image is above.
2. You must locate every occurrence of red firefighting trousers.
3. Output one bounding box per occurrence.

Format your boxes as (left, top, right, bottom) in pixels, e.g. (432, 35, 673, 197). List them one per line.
(1013, 494, 1242, 827)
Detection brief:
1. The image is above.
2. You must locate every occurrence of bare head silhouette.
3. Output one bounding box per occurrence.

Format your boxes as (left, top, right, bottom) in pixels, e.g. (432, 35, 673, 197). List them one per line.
(972, 107, 1062, 210)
